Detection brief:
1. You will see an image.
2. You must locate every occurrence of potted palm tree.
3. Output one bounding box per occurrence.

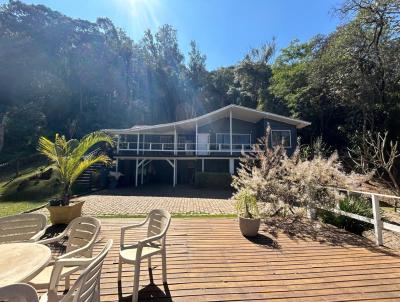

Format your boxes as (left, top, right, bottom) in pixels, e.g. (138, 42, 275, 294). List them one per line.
(235, 189, 260, 237)
(38, 131, 113, 224)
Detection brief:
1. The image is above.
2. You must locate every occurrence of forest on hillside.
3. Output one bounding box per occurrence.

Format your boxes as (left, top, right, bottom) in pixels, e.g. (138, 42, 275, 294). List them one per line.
(0, 0, 399, 168)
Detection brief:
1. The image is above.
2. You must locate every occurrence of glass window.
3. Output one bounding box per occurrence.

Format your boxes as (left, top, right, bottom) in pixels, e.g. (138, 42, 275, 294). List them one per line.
(233, 134, 250, 145)
(271, 130, 291, 148)
(216, 134, 230, 144)
(160, 135, 173, 144)
(216, 133, 251, 150)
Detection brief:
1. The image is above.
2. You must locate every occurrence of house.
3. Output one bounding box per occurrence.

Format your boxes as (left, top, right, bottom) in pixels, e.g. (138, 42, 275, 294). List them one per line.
(103, 104, 310, 187)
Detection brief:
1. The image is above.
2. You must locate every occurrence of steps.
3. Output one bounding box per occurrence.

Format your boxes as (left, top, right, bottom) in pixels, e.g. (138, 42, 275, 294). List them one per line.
(75, 163, 106, 192)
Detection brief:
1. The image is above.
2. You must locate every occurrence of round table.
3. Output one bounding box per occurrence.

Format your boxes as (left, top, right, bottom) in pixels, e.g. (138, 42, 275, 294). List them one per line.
(0, 243, 51, 286)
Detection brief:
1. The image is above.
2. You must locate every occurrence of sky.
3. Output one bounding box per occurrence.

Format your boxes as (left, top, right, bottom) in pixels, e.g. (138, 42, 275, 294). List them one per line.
(1, 0, 344, 69)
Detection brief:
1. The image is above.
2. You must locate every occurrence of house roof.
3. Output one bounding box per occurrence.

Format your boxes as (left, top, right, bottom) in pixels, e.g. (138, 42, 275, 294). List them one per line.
(103, 104, 311, 135)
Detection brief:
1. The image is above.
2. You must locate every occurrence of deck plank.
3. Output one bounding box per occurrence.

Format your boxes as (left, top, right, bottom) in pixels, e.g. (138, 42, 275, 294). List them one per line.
(80, 218, 400, 301)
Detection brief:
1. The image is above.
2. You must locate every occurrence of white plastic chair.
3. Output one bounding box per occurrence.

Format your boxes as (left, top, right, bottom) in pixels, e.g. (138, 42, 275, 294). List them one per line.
(0, 283, 39, 302)
(40, 239, 113, 302)
(0, 213, 47, 244)
(29, 217, 101, 290)
(118, 209, 171, 302)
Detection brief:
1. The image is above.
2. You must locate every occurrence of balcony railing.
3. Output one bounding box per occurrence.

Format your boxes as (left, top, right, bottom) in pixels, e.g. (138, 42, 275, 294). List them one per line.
(118, 142, 264, 154)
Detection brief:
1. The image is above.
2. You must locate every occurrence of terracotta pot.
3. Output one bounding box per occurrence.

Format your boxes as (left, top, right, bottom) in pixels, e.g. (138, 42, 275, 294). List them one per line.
(47, 201, 85, 225)
(239, 216, 260, 237)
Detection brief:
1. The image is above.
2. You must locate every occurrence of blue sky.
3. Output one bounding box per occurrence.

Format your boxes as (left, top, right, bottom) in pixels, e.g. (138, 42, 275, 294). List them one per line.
(2, 0, 344, 69)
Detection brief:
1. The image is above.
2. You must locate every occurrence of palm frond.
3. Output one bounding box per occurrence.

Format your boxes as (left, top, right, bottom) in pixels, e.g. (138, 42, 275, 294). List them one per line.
(70, 131, 114, 161)
(69, 154, 111, 185)
(37, 136, 59, 163)
(37, 131, 113, 201)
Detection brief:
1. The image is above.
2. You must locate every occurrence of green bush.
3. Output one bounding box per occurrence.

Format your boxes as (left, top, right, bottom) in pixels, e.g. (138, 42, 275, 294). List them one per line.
(1, 167, 61, 201)
(195, 172, 232, 189)
(319, 195, 373, 235)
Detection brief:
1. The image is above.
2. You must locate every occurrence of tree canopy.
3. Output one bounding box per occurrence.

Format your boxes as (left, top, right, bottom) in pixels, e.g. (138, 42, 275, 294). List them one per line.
(0, 0, 399, 170)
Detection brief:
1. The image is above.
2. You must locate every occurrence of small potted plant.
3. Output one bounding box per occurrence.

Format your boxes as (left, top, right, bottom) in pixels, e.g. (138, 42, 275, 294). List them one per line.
(38, 131, 113, 224)
(235, 189, 260, 237)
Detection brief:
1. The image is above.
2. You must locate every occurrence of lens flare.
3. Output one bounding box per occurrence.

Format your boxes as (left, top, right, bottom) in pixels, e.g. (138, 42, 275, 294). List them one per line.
(113, 0, 161, 32)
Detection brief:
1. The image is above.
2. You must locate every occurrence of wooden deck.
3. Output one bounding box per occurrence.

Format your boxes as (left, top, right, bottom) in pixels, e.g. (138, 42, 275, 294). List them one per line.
(91, 218, 400, 302)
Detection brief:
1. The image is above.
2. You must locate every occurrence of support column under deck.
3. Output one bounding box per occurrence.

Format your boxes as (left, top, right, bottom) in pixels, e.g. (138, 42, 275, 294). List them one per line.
(135, 159, 138, 187)
(229, 158, 234, 175)
(141, 160, 144, 185)
(173, 159, 177, 187)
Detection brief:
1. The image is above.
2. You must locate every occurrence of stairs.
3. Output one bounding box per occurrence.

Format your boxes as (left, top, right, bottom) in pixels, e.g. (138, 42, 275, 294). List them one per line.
(75, 163, 106, 192)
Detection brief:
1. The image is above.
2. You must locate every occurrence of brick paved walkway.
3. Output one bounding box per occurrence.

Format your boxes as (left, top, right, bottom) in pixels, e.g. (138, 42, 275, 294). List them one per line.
(46, 185, 235, 216)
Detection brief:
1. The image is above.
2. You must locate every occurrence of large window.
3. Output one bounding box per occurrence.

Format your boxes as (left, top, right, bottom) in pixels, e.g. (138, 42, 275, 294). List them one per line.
(271, 130, 291, 148)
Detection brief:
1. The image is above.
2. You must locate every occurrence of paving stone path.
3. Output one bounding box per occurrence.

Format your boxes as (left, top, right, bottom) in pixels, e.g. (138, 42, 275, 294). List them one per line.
(38, 185, 235, 216)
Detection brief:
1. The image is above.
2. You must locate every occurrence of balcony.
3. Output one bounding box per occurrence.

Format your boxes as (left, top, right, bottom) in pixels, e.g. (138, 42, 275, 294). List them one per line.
(117, 142, 264, 157)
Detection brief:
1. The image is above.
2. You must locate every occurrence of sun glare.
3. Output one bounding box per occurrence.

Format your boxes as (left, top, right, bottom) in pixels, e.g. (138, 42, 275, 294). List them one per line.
(113, 0, 161, 31)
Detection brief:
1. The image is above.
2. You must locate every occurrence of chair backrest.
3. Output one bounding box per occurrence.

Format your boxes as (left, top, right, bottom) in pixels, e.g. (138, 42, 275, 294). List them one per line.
(66, 217, 101, 257)
(147, 209, 171, 246)
(0, 213, 47, 244)
(0, 283, 39, 302)
(60, 240, 113, 302)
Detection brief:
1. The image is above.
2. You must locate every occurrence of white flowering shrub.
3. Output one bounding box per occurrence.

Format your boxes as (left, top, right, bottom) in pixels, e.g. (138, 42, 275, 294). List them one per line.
(232, 126, 371, 215)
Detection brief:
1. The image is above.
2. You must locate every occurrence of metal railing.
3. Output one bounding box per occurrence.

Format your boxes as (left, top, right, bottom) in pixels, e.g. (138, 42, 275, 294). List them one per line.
(318, 187, 400, 246)
(118, 142, 263, 153)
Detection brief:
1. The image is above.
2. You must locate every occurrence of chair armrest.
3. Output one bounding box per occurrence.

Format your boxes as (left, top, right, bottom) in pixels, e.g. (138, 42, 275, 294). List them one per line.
(133, 233, 165, 259)
(57, 245, 89, 260)
(120, 218, 148, 247)
(28, 229, 47, 242)
(48, 257, 93, 293)
(37, 225, 70, 245)
(120, 218, 148, 232)
(138, 233, 164, 246)
(55, 257, 93, 267)
(37, 236, 61, 245)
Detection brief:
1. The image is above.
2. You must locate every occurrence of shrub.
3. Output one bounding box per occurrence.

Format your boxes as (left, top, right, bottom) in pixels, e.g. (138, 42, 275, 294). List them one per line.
(232, 125, 371, 215)
(195, 172, 231, 189)
(235, 189, 259, 218)
(319, 195, 373, 235)
(1, 167, 61, 201)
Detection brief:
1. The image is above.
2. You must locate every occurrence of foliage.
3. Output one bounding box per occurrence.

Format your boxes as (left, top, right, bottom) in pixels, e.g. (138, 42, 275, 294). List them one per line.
(0, 0, 399, 189)
(232, 126, 371, 215)
(349, 131, 400, 194)
(195, 172, 231, 189)
(37, 131, 113, 205)
(234, 189, 259, 219)
(320, 195, 373, 235)
(1, 167, 60, 201)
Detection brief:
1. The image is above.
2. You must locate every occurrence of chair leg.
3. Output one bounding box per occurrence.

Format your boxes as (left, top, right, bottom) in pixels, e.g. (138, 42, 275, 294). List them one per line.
(118, 257, 123, 282)
(65, 275, 71, 290)
(132, 261, 141, 302)
(162, 249, 167, 284)
(148, 257, 152, 270)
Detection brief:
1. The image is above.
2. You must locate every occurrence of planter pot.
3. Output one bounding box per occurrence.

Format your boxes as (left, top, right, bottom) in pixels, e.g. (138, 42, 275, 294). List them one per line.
(47, 201, 85, 225)
(239, 216, 260, 237)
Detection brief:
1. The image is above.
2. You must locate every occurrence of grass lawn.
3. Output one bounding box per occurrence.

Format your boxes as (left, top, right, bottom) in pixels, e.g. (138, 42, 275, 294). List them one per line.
(0, 174, 49, 217)
(0, 200, 47, 217)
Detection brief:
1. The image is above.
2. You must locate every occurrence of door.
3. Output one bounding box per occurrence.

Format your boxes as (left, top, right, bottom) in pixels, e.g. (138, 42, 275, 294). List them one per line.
(197, 133, 209, 155)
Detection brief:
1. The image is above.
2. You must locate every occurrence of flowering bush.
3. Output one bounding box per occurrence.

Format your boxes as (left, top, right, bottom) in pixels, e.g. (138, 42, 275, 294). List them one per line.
(232, 125, 371, 215)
